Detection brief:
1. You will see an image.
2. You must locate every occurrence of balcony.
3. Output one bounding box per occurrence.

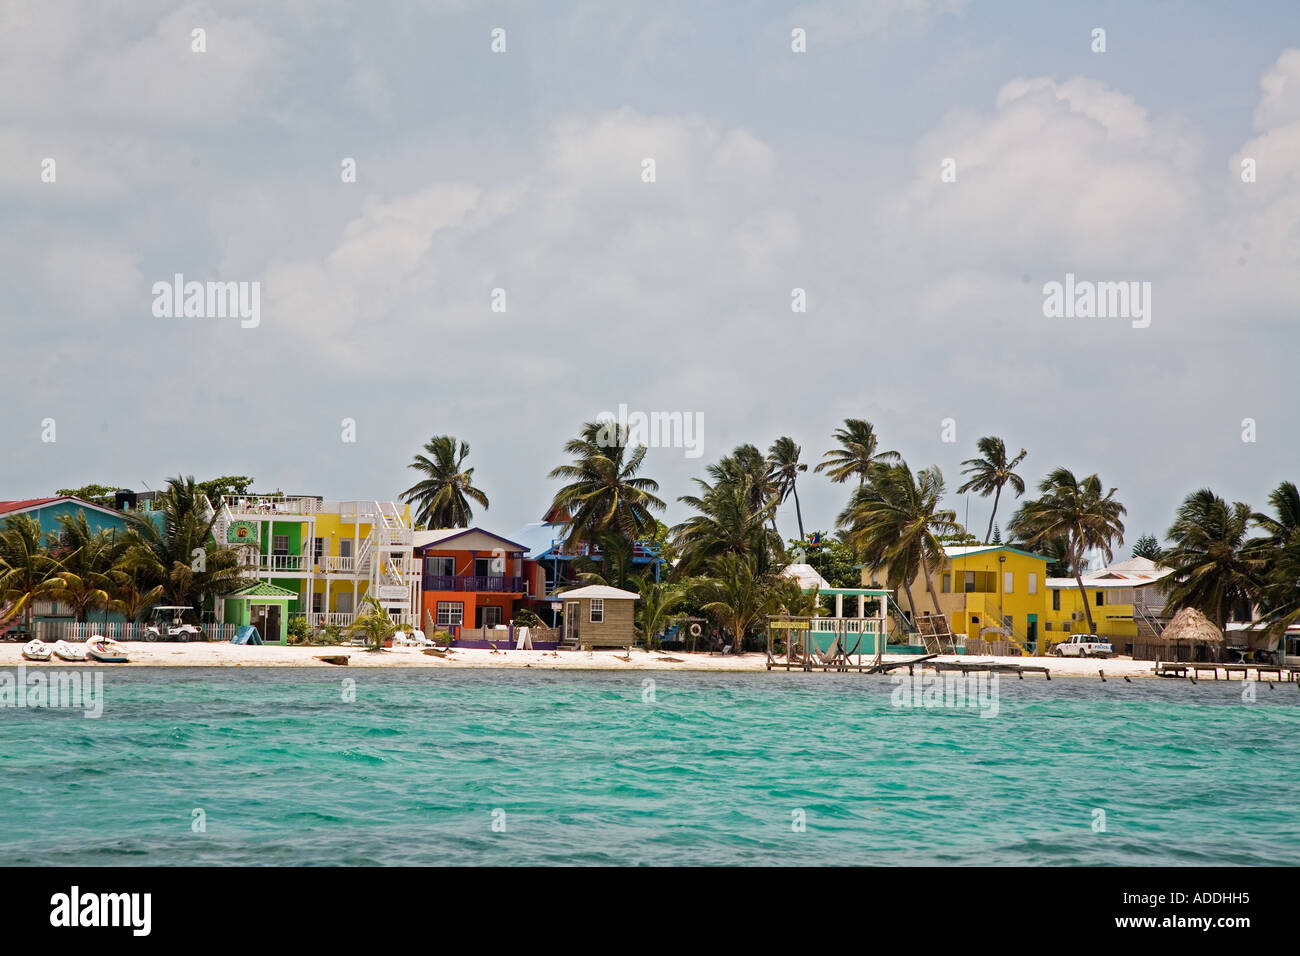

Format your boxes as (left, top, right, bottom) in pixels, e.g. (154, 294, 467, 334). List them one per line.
(422, 574, 526, 594)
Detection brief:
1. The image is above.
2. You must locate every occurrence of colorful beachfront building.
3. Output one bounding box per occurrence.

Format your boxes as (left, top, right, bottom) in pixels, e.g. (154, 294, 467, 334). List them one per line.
(205, 494, 418, 643)
(861, 547, 1178, 654)
(0, 495, 165, 637)
(861, 545, 1052, 651)
(414, 528, 539, 634)
(1041, 557, 1174, 655)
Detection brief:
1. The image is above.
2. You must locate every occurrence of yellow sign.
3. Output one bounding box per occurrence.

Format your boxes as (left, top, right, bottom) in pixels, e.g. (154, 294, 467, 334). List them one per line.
(768, 620, 810, 630)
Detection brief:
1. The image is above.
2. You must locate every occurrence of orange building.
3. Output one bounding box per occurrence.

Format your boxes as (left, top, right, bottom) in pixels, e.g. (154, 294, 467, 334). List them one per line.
(414, 528, 538, 635)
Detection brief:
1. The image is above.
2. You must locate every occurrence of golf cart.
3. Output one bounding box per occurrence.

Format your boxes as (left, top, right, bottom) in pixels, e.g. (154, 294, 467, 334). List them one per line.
(144, 606, 204, 642)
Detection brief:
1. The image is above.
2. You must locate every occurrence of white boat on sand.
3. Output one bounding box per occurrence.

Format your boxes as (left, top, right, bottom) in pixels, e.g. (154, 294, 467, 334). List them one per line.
(22, 639, 52, 662)
(86, 635, 129, 663)
(52, 640, 89, 662)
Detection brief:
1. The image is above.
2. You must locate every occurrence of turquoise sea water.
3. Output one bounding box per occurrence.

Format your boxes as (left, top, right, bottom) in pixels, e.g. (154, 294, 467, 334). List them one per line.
(1, 668, 1298, 866)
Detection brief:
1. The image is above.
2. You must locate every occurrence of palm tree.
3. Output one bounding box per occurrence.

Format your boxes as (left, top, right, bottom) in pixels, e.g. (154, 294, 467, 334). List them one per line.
(815, 419, 899, 485)
(838, 462, 961, 615)
(673, 472, 781, 578)
(1254, 481, 1300, 633)
(958, 437, 1028, 545)
(0, 514, 62, 634)
(548, 422, 666, 553)
(121, 475, 249, 617)
(47, 512, 121, 622)
(104, 569, 165, 624)
(1008, 468, 1126, 634)
(401, 436, 489, 528)
(635, 580, 687, 648)
(348, 595, 397, 651)
(766, 437, 808, 540)
(692, 554, 783, 653)
(1161, 489, 1263, 629)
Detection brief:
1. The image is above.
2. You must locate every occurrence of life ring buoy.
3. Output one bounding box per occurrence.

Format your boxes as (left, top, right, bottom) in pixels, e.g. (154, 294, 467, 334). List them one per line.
(689, 623, 702, 637)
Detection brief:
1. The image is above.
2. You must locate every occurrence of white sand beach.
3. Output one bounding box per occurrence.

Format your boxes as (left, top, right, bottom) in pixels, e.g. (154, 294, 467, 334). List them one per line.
(0, 642, 1189, 678)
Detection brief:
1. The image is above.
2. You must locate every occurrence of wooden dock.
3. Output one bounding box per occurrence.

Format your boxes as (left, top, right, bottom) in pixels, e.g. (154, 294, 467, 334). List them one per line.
(930, 660, 1051, 680)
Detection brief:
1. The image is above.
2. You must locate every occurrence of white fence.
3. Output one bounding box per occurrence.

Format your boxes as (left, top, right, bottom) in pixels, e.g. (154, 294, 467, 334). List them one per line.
(61, 622, 241, 642)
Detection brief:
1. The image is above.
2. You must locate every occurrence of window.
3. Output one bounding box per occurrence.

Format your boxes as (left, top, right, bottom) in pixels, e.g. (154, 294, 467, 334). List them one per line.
(964, 571, 977, 593)
(339, 539, 353, 558)
(273, 534, 290, 555)
(1095, 591, 1105, 606)
(941, 574, 951, 593)
(312, 593, 323, 613)
(1004, 571, 1014, 593)
(436, 602, 464, 627)
(1052, 589, 1061, 611)
(425, 556, 454, 577)
(590, 599, 604, 623)
(314, 537, 325, 562)
(1028, 573, 1037, 595)
(482, 606, 502, 627)
(475, 557, 495, 577)
(336, 592, 353, 614)
(1003, 615, 1013, 629)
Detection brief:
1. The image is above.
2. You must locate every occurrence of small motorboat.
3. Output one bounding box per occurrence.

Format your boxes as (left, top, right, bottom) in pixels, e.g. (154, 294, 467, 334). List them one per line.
(86, 636, 129, 663)
(52, 640, 89, 662)
(21, 639, 52, 662)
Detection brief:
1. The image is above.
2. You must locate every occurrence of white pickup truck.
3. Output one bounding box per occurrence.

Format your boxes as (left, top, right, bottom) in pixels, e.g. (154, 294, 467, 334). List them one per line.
(1054, 634, 1114, 658)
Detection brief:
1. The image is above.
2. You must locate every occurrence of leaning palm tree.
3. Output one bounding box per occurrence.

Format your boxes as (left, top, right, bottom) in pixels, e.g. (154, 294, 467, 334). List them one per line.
(673, 472, 781, 578)
(814, 419, 899, 485)
(957, 436, 1028, 544)
(766, 436, 808, 540)
(401, 436, 489, 528)
(1008, 468, 1127, 634)
(0, 514, 62, 634)
(1159, 489, 1265, 630)
(548, 421, 666, 553)
(838, 462, 961, 615)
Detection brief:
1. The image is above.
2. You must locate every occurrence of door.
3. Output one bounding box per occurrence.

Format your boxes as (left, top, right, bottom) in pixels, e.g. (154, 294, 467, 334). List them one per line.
(265, 605, 281, 643)
(1026, 614, 1038, 654)
(564, 601, 579, 644)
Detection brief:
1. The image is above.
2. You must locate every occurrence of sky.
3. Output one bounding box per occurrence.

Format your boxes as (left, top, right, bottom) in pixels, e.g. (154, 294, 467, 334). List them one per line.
(2, 0, 1298, 553)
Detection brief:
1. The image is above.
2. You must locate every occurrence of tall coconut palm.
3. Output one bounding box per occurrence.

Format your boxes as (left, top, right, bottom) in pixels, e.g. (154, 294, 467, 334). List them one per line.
(1008, 468, 1127, 634)
(815, 419, 899, 486)
(121, 475, 249, 618)
(766, 436, 808, 540)
(0, 514, 62, 634)
(957, 436, 1028, 544)
(673, 472, 781, 578)
(838, 462, 961, 615)
(548, 422, 666, 553)
(1161, 489, 1263, 629)
(1253, 481, 1300, 633)
(401, 436, 489, 528)
(713, 444, 775, 515)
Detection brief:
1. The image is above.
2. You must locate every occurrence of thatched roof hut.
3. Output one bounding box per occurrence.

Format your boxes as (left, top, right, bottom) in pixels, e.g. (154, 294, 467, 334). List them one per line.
(1160, 608, 1225, 645)
(1138, 607, 1225, 662)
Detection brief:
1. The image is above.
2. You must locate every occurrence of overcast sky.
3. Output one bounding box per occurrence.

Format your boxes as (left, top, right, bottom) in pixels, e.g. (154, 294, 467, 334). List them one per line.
(2, 0, 1298, 552)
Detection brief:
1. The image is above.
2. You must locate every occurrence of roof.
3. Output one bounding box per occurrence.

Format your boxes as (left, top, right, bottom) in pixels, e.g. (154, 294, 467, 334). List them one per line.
(781, 563, 831, 591)
(942, 545, 1051, 562)
(556, 585, 640, 601)
(1046, 557, 1174, 590)
(225, 582, 300, 599)
(1159, 607, 1224, 644)
(412, 527, 530, 552)
(0, 498, 60, 516)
